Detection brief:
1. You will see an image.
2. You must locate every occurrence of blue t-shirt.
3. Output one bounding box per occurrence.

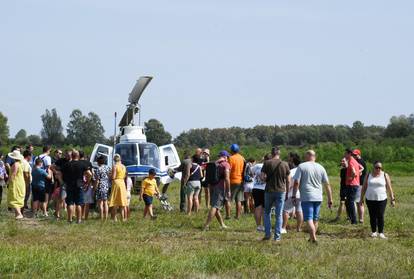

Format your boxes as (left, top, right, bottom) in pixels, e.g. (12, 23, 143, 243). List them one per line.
(32, 167, 48, 189)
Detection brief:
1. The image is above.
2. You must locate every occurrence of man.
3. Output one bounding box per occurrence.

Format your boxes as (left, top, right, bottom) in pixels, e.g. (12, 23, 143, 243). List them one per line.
(200, 149, 211, 208)
(292, 150, 333, 243)
(203, 150, 231, 230)
(53, 149, 72, 219)
(344, 148, 361, 225)
(175, 153, 193, 212)
(65, 150, 91, 224)
(22, 150, 32, 210)
(52, 149, 63, 165)
(261, 146, 291, 241)
(37, 146, 53, 210)
(225, 144, 245, 220)
(353, 149, 367, 223)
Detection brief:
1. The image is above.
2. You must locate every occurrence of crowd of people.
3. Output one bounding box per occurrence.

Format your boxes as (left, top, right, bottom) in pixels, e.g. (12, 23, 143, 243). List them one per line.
(0, 143, 396, 241)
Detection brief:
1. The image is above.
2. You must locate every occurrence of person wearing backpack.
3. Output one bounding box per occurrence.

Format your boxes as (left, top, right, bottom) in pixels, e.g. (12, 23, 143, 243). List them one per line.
(243, 158, 256, 214)
(203, 150, 231, 230)
(36, 146, 53, 211)
(360, 161, 396, 239)
(183, 157, 203, 215)
(261, 146, 291, 241)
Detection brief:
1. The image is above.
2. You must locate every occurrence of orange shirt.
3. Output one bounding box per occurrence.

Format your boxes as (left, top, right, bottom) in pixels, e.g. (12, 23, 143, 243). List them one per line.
(228, 153, 245, 185)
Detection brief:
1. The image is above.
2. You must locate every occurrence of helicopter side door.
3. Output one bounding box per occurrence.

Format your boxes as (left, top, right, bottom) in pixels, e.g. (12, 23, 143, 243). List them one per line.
(90, 143, 113, 168)
(159, 144, 181, 172)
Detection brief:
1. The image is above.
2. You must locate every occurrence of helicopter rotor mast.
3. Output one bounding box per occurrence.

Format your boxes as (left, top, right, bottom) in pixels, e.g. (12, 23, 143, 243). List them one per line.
(118, 76, 153, 128)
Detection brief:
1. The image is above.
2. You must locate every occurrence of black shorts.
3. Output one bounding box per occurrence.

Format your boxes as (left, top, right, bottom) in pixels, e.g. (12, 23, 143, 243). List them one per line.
(45, 180, 54, 196)
(66, 186, 85, 206)
(252, 188, 265, 208)
(201, 180, 209, 188)
(32, 187, 46, 203)
(340, 184, 347, 202)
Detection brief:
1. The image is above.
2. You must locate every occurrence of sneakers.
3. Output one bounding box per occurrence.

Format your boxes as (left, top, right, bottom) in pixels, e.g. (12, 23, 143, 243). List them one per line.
(220, 224, 229, 230)
(281, 228, 288, 234)
(379, 233, 388, 240)
(371, 232, 378, 238)
(256, 226, 265, 232)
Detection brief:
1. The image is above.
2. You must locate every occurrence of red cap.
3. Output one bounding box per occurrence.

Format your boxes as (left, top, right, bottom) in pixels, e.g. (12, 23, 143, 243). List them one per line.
(353, 149, 361, 156)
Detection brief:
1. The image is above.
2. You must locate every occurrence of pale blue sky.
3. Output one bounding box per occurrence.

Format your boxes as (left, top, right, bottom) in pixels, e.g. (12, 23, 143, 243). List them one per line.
(1, 1, 413, 138)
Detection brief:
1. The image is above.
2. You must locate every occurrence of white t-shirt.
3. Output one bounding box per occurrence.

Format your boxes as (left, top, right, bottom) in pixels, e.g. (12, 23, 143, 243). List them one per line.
(252, 163, 266, 190)
(287, 168, 300, 199)
(126, 177, 133, 193)
(366, 172, 387, 201)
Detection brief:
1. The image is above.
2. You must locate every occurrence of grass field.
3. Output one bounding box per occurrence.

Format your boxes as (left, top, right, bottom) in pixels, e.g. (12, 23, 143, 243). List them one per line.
(1, 176, 413, 279)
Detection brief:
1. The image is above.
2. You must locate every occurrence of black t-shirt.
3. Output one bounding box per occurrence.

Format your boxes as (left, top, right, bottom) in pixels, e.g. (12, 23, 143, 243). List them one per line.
(192, 155, 206, 166)
(357, 158, 367, 186)
(55, 158, 70, 181)
(340, 167, 347, 187)
(66, 160, 91, 186)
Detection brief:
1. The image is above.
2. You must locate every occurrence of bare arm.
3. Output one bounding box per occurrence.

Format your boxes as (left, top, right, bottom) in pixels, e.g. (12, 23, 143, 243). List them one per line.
(292, 180, 299, 204)
(182, 163, 192, 186)
(324, 183, 333, 208)
(360, 173, 369, 204)
(10, 163, 18, 179)
(385, 173, 395, 206)
(224, 169, 230, 194)
(285, 175, 291, 200)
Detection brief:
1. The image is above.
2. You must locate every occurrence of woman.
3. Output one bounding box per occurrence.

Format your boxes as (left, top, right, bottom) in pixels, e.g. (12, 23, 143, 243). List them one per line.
(361, 161, 396, 239)
(94, 156, 112, 221)
(108, 154, 128, 221)
(243, 158, 256, 214)
(251, 154, 272, 232)
(7, 150, 26, 219)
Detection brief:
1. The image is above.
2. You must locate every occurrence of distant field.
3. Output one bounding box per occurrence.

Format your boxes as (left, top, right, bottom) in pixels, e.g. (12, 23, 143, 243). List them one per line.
(1, 177, 413, 278)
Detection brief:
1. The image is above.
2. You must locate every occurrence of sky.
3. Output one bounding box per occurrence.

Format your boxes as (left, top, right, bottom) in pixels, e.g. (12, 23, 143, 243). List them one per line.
(1, 1, 413, 139)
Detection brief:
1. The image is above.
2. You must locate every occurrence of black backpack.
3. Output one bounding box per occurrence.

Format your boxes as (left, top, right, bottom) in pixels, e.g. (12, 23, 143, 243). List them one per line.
(205, 162, 221, 185)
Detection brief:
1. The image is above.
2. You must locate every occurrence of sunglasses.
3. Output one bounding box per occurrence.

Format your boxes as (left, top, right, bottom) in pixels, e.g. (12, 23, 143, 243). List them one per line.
(375, 166, 382, 170)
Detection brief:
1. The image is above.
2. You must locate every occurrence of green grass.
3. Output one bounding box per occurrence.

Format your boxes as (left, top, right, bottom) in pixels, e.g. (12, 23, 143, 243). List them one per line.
(1, 177, 413, 278)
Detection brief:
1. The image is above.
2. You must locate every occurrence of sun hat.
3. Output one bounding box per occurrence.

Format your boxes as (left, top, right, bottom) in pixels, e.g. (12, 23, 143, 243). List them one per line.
(8, 150, 24, 161)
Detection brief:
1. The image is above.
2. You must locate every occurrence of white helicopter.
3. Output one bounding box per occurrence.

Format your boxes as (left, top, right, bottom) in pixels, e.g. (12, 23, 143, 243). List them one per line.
(90, 76, 182, 209)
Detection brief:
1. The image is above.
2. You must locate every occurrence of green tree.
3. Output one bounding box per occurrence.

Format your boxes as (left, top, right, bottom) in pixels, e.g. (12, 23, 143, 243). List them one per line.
(0, 112, 9, 145)
(351, 121, 367, 142)
(27, 134, 42, 146)
(66, 109, 105, 146)
(41, 108, 65, 145)
(14, 129, 28, 145)
(384, 115, 413, 138)
(145, 119, 172, 146)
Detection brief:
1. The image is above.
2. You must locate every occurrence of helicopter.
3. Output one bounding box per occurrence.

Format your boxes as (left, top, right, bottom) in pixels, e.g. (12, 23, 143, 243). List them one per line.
(90, 76, 182, 209)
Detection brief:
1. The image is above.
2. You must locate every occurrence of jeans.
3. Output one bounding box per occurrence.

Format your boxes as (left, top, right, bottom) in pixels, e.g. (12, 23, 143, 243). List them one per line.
(345, 186, 359, 224)
(366, 199, 387, 233)
(264, 191, 285, 240)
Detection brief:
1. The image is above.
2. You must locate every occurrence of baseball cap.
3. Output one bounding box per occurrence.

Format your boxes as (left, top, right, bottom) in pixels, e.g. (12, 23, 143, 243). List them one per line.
(353, 149, 361, 156)
(218, 150, 230, 158)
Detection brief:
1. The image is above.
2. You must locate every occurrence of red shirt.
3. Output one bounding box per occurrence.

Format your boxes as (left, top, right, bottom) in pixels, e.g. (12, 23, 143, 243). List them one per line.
(346, 157, 360, 186)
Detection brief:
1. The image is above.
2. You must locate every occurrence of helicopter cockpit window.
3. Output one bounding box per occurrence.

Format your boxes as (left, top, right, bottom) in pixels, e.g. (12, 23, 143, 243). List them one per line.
(115, 144, 138, 167)
(139, 143, 160, 169)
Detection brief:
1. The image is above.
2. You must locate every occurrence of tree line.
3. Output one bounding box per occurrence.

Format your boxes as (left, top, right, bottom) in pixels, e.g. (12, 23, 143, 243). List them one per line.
(173, 115, 414, 148)
(0, 109, 413, 149)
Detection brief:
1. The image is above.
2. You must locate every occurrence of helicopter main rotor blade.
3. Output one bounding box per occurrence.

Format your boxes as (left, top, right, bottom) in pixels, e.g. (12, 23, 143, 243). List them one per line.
(118, 106, 139, 127)
(128, 76, 153, 105)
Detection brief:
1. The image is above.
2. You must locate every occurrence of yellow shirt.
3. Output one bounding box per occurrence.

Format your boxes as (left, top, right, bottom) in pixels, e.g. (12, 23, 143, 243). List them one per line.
(228, 153, 245, 185)
(142, 178, 158, 197)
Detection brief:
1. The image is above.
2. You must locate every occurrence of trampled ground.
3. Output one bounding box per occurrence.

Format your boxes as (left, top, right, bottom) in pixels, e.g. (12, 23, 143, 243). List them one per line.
(1, 177, 413, 278)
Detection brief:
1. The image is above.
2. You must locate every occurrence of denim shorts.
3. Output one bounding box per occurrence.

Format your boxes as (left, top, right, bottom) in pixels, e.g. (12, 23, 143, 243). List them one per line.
(302, 201, 322, 222)
(284, 197, 302, 213)
(143, 194, 153, 206)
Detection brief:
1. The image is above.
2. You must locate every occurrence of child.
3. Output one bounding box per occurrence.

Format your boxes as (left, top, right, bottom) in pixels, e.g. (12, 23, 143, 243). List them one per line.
(125, 176, 133, 220)
(82, 170, 94, 221)
(31, 158, 52, 217)
(140, 169, 160, 219)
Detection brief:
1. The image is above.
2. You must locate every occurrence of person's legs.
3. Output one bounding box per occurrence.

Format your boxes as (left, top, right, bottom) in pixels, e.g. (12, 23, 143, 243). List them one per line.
(143, 205, 149, 218)
(345, 186, 358, 224)
(193, 189, 200, 213)
(98, 200, 103, 220)
(356, 186, 364, 223)
(235, 185, 244, 219)
(204, 187, 210, 208)
(377, 199, 387, 234)
(295, 201, 304, 232)
(179, 183, 186, 212)
(255, 206, 263, 227)
(274, 192, 285, 240)
(312, 202, 322, 235)
(302, 201, 316, 241)
(263, 192, 274, 238)
(282, 211, 289, 231)
(111, 206, 117, 220)
(366, 199, 378, 233)
(83, 204, 90, 220)
(103, 200, 109, 220)
(186, 191, 194, 215)
(204, 207, 217, 228)
(75, 205, 82, 223)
